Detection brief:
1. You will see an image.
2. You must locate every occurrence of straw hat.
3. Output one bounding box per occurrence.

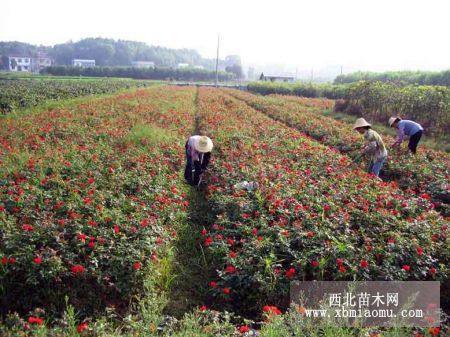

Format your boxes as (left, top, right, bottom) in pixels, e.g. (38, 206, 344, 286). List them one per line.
(353, 118, 371, 130)
(389, 117, 400, 127)
(195, 136, 213, 153)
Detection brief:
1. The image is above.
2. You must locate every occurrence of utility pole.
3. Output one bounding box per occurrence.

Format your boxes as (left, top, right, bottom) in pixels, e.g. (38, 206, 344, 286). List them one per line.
(215, 34, 220, 88)
(310, 68, 314, 83)
(340, 65, 343, 75)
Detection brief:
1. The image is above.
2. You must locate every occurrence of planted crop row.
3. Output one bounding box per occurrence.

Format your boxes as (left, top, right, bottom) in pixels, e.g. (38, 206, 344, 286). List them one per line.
(226, 89, 450, 216)
(0, 86, 195, 318)
(195, 88, 448, 317)
(0, 77, 154, 114)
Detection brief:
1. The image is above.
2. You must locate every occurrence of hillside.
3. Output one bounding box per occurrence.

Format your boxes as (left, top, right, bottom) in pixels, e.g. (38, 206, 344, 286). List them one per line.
(0, 38, 216, 69)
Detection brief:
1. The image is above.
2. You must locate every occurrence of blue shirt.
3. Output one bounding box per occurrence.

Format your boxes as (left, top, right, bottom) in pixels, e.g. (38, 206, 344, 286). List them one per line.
(395, 120, 423, 144)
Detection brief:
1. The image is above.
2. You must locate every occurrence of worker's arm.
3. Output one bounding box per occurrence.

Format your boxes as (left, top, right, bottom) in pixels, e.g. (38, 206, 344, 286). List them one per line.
(363, 141, 377, 154)
(185, 138, 194, 160)
(392, 128, 405, 147)
(362, 132, 376, 154)
(201, 152, 211, 170)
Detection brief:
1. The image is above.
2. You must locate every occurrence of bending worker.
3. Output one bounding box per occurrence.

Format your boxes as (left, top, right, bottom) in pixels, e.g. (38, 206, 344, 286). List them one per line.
(389, 117, 424, 154)
(184, 135, 213, 186)
(353, 118, 388, 177)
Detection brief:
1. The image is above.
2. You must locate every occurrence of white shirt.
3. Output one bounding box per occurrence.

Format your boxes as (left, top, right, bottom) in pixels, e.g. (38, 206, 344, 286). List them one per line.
(187, 135, 202, 162)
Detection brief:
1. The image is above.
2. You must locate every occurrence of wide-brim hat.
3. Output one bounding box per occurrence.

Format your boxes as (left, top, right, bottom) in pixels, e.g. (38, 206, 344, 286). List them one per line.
(389, 116, 401, 127)
(353, 118, 371, 130)
(195, 136, 213, 153)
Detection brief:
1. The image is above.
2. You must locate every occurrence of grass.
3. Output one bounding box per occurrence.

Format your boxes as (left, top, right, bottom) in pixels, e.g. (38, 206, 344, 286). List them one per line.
(125, 124, 176, 147)
(164, 187, 218, 316)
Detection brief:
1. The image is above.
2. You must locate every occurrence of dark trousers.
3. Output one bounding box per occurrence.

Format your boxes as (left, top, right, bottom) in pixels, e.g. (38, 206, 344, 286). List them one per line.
(408, 130, 422, 154)
(184, 150, 202, 186)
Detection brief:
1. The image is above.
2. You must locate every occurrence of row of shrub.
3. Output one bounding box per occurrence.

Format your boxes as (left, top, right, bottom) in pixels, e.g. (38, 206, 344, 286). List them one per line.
(42, 66, 234, 82)
(0, 77, 153, 114)
(1, 86, 447, 336)
(247, 81, 348, 99)
(343, 81, 450, 138)
(196, 88, 448, 318)
(0, 86, 194, 319)
(247, 81, 450, 138)
(226, 89, 450, 216)
(334, 70, 450, 86)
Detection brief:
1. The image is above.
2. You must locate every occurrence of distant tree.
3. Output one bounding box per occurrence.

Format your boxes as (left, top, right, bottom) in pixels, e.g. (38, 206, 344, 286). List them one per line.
(225, 55, 242, 67)
(42, 65, 235, 82)
(0, 55, 8, 70)
(52, 42, 75, 65)
(113, 41, 133, 65)
(225, 64, 243, 79)
(0, 38, 240, 72)
(0, 41, 42, 58)
(10, 58, 17, 70)
(259, 72, 265, 81)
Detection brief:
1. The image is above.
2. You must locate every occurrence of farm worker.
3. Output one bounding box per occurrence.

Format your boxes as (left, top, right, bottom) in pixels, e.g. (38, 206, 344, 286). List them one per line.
(184, 135, 213, 186)
(353, 118, 388, 177)
(389, 117, 424, 154)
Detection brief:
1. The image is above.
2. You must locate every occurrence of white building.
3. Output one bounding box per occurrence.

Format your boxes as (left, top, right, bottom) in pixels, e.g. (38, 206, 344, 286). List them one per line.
(72, 59, 96, 67)
(31, 56, 52, 73)
(8, 56, 32, 72)
(131, 61, 155, 68)
(193, 65, 205, 70)
(260, 73, 295, 83)
(177, 63, 189, 69)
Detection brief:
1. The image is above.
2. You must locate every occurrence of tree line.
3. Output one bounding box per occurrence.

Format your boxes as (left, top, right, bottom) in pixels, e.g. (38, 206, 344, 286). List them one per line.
(42, 66, 235, 82)
(334, 70, 450, 86)
(0, 38, 216, 69)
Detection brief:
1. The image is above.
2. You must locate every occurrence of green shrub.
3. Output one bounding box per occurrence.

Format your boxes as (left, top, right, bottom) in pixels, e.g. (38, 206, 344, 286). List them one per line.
(42, 66, 235, 82)
(247, 81, 450, 138)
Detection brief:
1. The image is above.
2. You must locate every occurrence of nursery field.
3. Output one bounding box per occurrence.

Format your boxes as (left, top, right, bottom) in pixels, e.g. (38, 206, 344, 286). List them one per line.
(247, 81, 450, 140)
(0, 76, 156, 114)
(0, 85, 448, 336)
(226, 89, 450, 216)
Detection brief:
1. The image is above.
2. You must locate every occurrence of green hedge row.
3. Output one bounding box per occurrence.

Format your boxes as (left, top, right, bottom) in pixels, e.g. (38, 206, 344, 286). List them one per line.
(42, 66, 234, 82)
(247, 81, 348, 99)
(247, 81, 450, 138)
(334, 70, 450, 86)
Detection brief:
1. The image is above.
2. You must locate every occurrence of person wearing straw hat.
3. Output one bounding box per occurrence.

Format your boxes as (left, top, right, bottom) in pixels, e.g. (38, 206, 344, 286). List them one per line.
(184, 135, 213, 186)
(388, 117, 424, 154)
(353, 118, 388, 177)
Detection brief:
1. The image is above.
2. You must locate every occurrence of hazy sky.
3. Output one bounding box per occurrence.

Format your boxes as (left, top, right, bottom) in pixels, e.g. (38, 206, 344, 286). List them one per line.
(1, 0, 449, 71)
